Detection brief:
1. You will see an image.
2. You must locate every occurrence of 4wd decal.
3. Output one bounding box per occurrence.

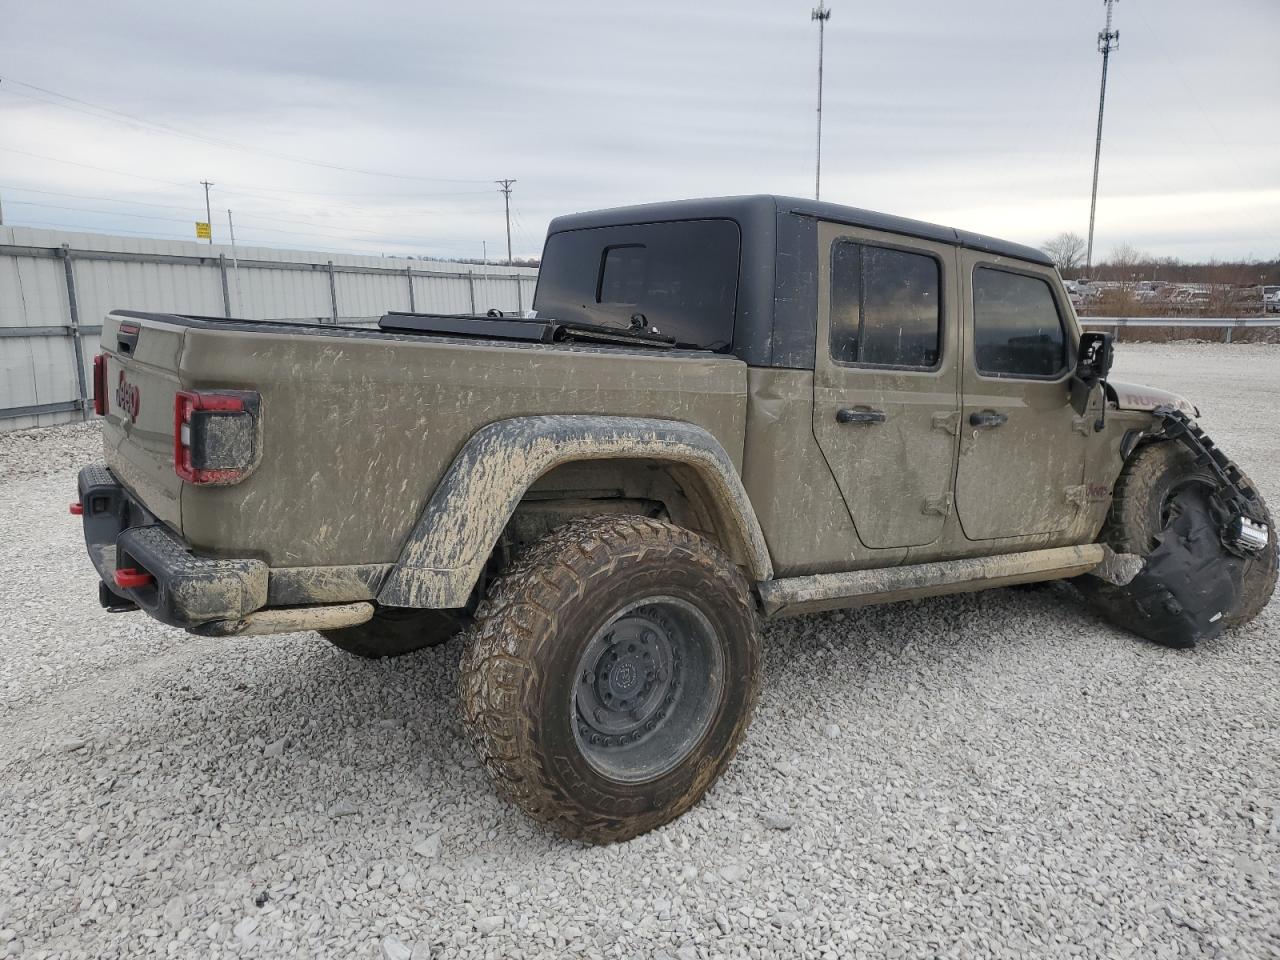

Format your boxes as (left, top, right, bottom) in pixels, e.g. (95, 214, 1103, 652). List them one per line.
(115, 371, 141, 421)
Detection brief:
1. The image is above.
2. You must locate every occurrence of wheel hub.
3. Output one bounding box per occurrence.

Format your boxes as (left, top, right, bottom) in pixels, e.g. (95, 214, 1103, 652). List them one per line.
(577, 614, 677, 742)
(572, 596, 723, 784)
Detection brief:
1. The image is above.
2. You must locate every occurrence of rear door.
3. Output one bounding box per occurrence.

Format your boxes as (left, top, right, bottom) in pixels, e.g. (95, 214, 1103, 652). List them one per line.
(954, 254, 1087, 540)
(812, 223, 961, 549)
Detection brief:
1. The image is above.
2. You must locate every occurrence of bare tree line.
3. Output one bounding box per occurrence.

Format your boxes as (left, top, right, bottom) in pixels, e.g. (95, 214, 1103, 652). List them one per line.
(1041, 231, 1280, 286)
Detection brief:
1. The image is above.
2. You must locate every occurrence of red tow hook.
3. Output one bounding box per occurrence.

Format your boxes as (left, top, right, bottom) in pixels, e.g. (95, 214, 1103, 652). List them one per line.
(114, 568, 154, 589)
(69, 502, 84, 516)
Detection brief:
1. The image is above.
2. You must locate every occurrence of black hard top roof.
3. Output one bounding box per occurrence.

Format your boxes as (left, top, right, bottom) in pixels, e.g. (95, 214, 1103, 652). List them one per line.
(546, 194, 1053, 268)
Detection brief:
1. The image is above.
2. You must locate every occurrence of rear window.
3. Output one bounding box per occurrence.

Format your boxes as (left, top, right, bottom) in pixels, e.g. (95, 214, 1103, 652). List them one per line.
(829, 241, 941, 369)
(532, 219, 740, 351)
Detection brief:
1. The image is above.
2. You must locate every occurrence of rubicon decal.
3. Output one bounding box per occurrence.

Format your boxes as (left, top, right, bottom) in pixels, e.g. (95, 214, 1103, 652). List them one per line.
(116, 371, 141, 421)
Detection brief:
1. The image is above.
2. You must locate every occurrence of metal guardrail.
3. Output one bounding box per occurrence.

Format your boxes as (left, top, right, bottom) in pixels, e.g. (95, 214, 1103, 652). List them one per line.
(1078, 317, 1280, 326)
(1077, 316, 1280, 344)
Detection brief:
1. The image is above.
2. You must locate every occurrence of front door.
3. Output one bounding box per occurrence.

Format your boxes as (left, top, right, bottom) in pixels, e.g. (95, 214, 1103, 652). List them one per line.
(812, 223, 961, 549)
(954, 253, 1089, 540)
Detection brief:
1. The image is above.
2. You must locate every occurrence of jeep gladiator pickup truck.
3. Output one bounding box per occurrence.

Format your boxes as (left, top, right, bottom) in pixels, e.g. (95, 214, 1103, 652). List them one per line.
(77, 195, 1277, 842)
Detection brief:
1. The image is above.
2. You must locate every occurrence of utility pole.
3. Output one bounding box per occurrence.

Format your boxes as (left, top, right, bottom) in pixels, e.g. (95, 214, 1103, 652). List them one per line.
(495, 179, 516, 264)
(1085, 0, 1119, 275)
(811, 2, 832, 201)
(200, 180, 214, 244)
(226, 209, 243, 314)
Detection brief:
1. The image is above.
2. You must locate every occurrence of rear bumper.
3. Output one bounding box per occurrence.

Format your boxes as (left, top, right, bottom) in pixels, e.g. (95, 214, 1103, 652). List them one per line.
(77, 464, 268, 628)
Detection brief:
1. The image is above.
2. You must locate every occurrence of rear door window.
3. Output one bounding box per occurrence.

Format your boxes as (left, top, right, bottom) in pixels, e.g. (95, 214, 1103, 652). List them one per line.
(829, 241, 941, 368)
(972, 267, 1067, 378)
(533, 219, 740, 351)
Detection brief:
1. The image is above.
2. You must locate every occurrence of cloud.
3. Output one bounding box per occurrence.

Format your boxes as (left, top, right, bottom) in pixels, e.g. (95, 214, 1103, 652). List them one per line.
(2, 0, 1277, 261)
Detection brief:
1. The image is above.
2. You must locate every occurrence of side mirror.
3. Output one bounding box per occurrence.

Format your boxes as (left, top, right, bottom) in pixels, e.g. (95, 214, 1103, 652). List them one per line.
(1075, 331, 1114, 382)
(1069, 332, 1114, 417)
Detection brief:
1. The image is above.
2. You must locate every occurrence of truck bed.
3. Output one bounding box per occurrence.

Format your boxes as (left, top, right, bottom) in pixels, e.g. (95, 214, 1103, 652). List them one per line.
(97, 310, 748, 572)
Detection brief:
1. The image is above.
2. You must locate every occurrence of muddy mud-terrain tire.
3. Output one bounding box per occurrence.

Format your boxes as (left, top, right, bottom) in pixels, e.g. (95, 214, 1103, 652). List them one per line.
(458, 515, 760, 843)
(321, 606, 465, 659)
(1087, 440, 1277, 633)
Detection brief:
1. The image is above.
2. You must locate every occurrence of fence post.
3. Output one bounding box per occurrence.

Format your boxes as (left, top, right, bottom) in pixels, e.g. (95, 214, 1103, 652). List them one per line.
(467, 272, 477, 314)
(406, 266, 415, 312)
(58, 244, 90, 420)
(1224, 323, 1233, 345)
(327, 261, 338, 323)
(515, 274, 523, 313)
(219, 254, 232, 317)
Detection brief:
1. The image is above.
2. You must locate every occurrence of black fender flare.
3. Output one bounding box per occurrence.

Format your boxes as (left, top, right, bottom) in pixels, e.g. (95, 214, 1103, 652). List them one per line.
(377, 415, 774, 609)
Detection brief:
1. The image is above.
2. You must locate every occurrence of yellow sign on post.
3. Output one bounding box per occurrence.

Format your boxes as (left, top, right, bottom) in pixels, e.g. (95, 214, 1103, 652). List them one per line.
(195, 221, 211, 240)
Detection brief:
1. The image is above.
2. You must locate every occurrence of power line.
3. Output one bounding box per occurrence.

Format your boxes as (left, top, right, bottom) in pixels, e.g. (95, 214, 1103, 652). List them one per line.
(8, 199, 214, 225)
(5, 199, 477, 248)
(1085, 0, 1119, 274)
(0, 182, 499, 238)
(0, 75, 493, 184)
(511, 208, 539, 257)
(0, 146, 494, 211)
(5, 214, 485, 256)
(0, 183, 203, 211)
(216, 184, 496, 201)
(0, 145, 191, 187)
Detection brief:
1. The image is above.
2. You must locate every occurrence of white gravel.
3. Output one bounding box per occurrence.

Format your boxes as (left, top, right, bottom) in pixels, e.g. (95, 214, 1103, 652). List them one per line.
(1, 343, 1278, 959)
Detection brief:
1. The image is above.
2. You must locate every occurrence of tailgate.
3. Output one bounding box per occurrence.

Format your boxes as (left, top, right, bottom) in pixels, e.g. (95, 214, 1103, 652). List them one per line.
(99, 313, 187, 530)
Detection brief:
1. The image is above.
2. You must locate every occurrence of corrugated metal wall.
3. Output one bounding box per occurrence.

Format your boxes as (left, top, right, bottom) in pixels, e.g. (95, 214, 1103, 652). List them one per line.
(0, 226, 538, 431)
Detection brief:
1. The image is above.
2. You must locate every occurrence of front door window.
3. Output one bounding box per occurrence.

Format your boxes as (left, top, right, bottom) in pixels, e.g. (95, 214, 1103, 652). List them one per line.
(972, 267, 1067, 379)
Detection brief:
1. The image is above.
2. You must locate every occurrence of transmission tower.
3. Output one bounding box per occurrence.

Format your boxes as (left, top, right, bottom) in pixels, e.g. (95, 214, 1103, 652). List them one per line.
(1085, 0, 1119, 274)
(495, 179, 516, 265)
(811, 2, 832, 201)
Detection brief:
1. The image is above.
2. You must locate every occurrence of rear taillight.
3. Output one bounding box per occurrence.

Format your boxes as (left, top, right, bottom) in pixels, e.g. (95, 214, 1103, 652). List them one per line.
(92, 354, 107, 416)
(174, 390, 259, 484)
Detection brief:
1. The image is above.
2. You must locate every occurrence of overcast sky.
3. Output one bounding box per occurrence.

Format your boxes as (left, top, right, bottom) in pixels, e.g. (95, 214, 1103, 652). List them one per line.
(2, 0, 1277, 263)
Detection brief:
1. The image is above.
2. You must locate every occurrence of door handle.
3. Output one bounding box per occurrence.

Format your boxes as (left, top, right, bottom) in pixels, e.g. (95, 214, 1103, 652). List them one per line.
(837, 408, 887, 425)
(969, 410, 1008, 428)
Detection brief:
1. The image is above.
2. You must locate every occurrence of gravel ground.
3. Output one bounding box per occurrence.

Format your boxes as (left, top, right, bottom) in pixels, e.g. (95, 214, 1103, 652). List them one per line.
(1, 342, 1277, 960)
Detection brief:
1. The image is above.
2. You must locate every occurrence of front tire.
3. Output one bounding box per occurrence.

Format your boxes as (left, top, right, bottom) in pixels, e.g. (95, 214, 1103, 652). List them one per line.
(1083, 441, 1277, 640)
(459, 515, 760, 843)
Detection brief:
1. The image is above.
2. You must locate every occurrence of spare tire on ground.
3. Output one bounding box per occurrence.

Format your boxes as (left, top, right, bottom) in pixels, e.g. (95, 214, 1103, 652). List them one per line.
(1079, 441, 1277, 647)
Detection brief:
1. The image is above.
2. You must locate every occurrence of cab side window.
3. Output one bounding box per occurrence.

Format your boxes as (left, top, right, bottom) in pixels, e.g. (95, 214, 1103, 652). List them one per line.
(972, 267, 1067, 378)
(830, 242, 941, 369)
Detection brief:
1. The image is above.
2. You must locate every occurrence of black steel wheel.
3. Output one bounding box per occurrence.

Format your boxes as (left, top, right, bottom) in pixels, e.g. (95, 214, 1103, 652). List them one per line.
(459, 515, 760, 843)
(571, 596, 725, 783)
